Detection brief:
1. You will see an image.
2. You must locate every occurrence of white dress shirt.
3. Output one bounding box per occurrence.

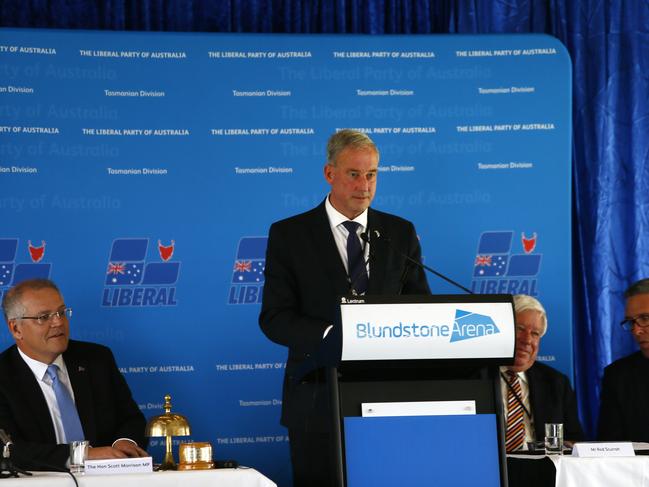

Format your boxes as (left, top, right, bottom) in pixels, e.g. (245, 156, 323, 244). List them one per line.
(324, 194, 370, 280)
(18, 348, 75, 444)
(322, 195, 371, 338)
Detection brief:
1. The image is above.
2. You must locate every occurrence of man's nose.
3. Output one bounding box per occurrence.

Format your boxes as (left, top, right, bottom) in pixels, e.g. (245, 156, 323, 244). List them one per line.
(359, 176, 372, 191)
(49, 314, 65, 327)
(518, 331, 532, 344)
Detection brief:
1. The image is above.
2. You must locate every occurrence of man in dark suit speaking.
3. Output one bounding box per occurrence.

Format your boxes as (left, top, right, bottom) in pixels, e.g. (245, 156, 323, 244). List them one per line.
(501, 294, 583, 452)
(0, 278, 147, 470)
(259, 129, 430, 487)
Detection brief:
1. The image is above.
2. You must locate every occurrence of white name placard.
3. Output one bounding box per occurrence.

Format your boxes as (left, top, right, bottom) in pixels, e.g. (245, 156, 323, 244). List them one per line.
(340, 298, 515, 361)
(85, 456, 153, 475)
(571, 442, 635, 457)
(361, 400, 476, 417)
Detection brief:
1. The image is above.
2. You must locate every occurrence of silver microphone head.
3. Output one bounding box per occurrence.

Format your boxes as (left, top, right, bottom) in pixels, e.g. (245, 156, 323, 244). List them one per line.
(0, 428, 12, 446)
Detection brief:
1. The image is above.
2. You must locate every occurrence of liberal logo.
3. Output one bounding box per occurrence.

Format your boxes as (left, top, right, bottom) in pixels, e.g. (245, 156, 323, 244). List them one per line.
(102, 238, 180, 307)
(0, 239, 52, 301)
(450, 309, 500, 342)
(471, 231, 541, 296)
(228, 237, 267, 305)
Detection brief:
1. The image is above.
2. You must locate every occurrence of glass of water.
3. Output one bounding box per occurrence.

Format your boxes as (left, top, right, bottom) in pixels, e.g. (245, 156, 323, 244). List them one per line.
(69, 440, 89, 474)
(544, 423, 564, 455)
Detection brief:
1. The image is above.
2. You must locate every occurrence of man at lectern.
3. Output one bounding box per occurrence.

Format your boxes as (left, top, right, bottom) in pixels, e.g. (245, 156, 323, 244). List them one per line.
(259, 129, 430, 486)
(598, 278, 649, 442)
(501, 294, 583, 452)
(0, 278, 148, 470)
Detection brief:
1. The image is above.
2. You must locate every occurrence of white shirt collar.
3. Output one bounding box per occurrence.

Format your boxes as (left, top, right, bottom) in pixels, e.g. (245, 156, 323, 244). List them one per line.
(499, 366, 528, 385)
(325, 194, 368, 230)
(17, 347, 65, 382)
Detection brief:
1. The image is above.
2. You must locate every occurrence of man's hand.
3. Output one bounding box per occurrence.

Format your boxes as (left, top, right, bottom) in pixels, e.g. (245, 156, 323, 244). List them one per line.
(113, 439, 148, 457)
(86, 440, 148, 460)
(87, 446, 128, 460)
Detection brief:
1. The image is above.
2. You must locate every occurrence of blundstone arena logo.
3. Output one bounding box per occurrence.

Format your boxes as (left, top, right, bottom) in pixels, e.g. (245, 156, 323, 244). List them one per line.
(102, 238, 180, 307)
(228, 237, 267, 305)
(450, 309, 499, 342)
(0, 238, 52, 300)
(355, 309, 499, 343)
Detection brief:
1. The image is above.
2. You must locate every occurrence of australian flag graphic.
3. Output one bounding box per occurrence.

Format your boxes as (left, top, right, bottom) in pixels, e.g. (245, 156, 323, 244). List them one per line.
(473, 231, 542, 278)
(473, 232, 512, 277)
(229, 237, 267, 305)
(105, 238, 179, 286)
(231, 237, 267, 284)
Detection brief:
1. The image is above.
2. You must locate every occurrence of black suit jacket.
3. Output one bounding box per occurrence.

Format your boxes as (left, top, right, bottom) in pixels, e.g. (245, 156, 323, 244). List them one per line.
(598, 351, 649, 442)
(526, 362, 584, 442)
(0, 340, 146, 469)
(259, 201, 430, 431)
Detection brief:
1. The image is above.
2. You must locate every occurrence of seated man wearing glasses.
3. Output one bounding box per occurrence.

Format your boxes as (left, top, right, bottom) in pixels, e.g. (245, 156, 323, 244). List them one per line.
(0, 278, 148, 470)
(598, 278, 649, 442)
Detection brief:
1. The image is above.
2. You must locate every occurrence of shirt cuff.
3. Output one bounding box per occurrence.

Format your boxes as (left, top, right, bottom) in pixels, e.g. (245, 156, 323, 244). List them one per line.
(112, 438, 137, 448)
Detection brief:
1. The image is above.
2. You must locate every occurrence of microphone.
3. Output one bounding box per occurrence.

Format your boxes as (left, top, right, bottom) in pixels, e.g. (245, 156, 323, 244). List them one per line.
(0, 429, 32, 478)
(0, 429, 11, 448)
(362, 230, 473, 294)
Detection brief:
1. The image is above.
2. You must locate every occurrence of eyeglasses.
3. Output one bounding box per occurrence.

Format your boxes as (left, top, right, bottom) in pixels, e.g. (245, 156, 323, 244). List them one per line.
(18, 307, 72, 325)
(620, 313, 649, 331)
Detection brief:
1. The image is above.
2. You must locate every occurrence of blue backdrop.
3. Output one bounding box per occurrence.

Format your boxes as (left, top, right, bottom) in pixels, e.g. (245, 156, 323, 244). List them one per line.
(2, 0, 649, 482)
(0, 28, 571, 486)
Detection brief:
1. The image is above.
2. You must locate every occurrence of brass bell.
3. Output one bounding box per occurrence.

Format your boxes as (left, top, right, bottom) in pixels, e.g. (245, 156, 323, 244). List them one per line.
(145, 394, 191, 470)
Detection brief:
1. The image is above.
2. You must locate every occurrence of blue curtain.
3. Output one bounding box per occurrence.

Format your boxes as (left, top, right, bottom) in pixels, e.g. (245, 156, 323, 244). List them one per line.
(2, 0, 648, 439)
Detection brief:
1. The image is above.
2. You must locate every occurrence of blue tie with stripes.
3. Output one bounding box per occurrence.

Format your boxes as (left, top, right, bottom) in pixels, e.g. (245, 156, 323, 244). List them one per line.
(342, 221, 369, 295)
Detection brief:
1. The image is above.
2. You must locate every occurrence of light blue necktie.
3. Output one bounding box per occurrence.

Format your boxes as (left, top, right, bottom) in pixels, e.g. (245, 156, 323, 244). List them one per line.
(45, 364, 85, 443)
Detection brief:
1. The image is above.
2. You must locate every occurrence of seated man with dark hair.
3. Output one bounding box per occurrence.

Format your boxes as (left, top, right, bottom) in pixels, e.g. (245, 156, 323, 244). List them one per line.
(501, 294, 584, 452)
(598, 278, 649, 442)
(0, 278, 147, 470)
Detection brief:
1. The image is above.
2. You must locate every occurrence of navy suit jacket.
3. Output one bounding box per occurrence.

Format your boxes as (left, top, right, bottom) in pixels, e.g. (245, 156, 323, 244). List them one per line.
(0, 340, 146, 469)
(598, 351, 649, 442)
(259, 201, 430, 431)
(527, 362, 584, 442)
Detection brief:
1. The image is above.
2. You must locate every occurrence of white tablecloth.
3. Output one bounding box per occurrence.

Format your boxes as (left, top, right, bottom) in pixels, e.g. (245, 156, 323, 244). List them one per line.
(1, 468, 277, 487)
(549, 455, 649, 487)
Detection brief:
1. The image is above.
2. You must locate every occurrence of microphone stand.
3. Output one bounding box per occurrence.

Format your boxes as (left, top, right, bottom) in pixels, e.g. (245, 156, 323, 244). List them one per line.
(361, 231, 473, 294)
(0, 440, 32, 478)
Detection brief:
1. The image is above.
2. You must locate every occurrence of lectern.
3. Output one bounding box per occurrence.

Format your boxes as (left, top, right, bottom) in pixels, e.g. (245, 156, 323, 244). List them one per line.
(327, 294, 516, 487)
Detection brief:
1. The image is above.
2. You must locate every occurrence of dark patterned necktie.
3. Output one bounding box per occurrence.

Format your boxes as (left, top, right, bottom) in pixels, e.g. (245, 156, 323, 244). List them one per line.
(505, 370, 525, 452)
(341, 221, 368, 295)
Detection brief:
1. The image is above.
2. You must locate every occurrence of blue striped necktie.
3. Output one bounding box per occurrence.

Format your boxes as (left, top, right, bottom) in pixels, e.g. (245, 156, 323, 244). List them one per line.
(342, 221, 369, 295)
(45, 364, 85, 443)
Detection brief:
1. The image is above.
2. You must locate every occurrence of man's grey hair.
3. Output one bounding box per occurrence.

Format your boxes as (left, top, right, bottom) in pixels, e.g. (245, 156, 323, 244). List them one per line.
(326, 129, 379, 166)
(624, 278, 649, 298)
(2, 278, 61, 322)
(513, 294, 548, 336)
